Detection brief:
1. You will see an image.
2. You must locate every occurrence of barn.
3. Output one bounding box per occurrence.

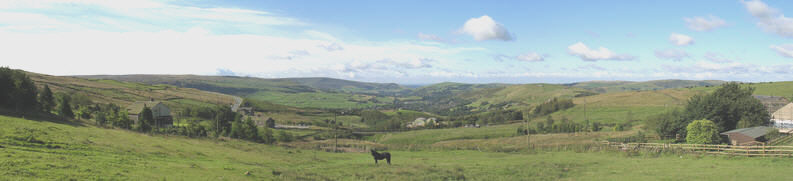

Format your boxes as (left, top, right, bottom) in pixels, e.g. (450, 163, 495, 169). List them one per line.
(126, 101, 173, 127)
(720, 126, 773, 146)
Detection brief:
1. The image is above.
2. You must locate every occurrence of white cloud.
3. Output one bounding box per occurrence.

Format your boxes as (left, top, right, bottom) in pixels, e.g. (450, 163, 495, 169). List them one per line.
(0, 1, 490, 80)
(318, 43, 344, 51)
(459, 15, 514, 41)
(684, 15, 727, 31)
(516, 52, 544, 62)
(742, 0, 793, 38)
(770, 44, 793, 58)
(654, 49, 689, 61)
(567, 42, 635, 61)
(669, 33, 694, 46)
(418, 33, 443, 42)
(704, 52, 735, 63)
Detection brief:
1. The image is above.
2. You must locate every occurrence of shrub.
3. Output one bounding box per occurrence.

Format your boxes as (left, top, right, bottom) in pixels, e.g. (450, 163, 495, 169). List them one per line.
(685, 119, 720, 144)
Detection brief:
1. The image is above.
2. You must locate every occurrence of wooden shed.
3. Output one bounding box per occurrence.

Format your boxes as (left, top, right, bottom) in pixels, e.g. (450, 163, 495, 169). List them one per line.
(720, 126, 773, 146)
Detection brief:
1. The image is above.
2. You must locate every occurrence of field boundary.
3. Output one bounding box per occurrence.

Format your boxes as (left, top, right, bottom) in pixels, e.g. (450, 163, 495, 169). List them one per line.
(604, 141, 793, 157)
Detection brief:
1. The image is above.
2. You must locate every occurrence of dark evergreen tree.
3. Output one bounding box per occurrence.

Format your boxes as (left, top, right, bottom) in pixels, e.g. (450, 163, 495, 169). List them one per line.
(265, 117, 276, 128)
(138, 106, 154, 132)
(58, 95, 74, 119)
(39, 84, 55, 113)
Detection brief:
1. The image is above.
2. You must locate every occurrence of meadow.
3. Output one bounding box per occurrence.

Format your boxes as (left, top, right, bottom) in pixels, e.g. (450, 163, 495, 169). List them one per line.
(5, 115, 793, 180)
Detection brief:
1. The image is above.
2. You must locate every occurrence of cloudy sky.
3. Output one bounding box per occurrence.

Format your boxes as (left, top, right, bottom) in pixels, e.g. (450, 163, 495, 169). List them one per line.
(2, 0, 793, 84)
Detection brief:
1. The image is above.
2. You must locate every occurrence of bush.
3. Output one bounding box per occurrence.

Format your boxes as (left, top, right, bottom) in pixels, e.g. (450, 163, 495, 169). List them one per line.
(276, 130, 293, 142)
(686, 119, 720, 144)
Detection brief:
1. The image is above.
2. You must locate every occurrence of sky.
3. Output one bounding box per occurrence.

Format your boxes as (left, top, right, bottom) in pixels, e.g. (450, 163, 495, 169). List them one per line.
(2, 0, 793, 84)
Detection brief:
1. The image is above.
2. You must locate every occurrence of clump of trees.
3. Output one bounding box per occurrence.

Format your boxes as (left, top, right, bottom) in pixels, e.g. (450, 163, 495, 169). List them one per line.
(0, 67, 41, 114)
(647, 82, 769, 142)
(531, 98, 574, 117)
(518, 116, 603, 135)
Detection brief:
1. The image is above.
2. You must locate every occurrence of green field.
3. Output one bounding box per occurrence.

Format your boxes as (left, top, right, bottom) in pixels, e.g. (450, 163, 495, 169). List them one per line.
(247, 91, 388, 109)
(5, 115, 793, 180)
(372, 123, 523, 145)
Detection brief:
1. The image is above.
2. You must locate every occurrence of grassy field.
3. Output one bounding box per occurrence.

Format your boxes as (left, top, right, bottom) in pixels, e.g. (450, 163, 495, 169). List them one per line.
(372, 123, 523, 145)
(6, 115, 793, 180)
(247, 91, 390, 109)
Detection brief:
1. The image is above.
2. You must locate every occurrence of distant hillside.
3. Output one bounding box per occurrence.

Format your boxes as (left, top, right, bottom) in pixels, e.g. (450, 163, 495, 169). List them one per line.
(459, 84, 589, 111)
(80, 75, 405, 109)
(29, 73, 238, 112)
(569, 79, 725, 93)
(80, 75, 407, 95)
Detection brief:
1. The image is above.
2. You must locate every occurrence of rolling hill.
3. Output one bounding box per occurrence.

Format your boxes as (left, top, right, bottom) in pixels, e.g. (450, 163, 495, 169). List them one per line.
(569, 79, 725, 93)
(28, 73, 238, 112)
(80, 75, 406, 109)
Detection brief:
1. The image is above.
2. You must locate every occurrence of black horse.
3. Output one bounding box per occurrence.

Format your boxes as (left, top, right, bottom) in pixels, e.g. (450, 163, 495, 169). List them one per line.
(370, 149, 391, 165)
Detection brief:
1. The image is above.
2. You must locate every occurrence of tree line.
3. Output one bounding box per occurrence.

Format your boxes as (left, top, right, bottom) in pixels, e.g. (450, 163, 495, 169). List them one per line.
(646, 82, 769, 143)
(0, 67, 289, 144)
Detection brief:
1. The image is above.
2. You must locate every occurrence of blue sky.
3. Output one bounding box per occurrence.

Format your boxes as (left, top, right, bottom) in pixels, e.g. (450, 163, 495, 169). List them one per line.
(2, 0, 793, 84)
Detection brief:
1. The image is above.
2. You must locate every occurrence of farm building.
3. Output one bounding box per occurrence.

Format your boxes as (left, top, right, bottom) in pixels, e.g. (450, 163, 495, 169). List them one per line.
(407, 117, 437, 128)
(754, 95, 789, 115)
(126, 101, 173, 127)
(771, 103, 793, 132)
(720, 126, 773, 146)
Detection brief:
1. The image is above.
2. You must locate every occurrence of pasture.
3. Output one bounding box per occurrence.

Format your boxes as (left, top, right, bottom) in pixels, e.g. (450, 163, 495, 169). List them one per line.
(5, 115, 793, 180)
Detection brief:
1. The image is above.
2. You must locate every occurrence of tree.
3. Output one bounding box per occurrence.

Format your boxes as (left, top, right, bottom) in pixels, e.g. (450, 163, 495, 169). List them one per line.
(244, 117, 259, 141)
(265, 117, 276, 128)
(277, 130, 293, 142)
(95, 111, 107, 126)
(138, 106, 154, 132)
(646, 109, 685, 139)
(685, 119, 720, 144)
(58, 95, 74, 119)
(682, 82, 769, 133)
(39, 85, 55, 113)
(260, 127, 275, 144)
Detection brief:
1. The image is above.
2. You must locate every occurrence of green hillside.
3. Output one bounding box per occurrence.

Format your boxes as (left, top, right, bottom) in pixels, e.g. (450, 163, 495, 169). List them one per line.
(460, 84, 587, 111)
(571, 79, 725, 93)
(29, 73, 238, 113)
(81, 75, 404, 109)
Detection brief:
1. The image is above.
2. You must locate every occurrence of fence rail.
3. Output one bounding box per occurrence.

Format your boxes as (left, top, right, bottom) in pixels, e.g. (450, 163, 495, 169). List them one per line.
(603, 141, 793, 157)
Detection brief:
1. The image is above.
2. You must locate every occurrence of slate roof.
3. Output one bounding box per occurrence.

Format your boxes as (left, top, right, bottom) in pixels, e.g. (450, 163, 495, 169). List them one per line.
(720, 126, 772, 139)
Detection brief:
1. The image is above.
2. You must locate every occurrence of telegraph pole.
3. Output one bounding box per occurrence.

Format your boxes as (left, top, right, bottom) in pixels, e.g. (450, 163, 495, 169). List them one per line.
(526, 108, 530, 151)
(334, 111, 338, 153)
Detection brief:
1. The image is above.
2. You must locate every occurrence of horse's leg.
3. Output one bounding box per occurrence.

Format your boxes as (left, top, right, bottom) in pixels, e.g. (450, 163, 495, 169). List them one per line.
(387, 157, 391, 165)
(374, 159, 378, 165)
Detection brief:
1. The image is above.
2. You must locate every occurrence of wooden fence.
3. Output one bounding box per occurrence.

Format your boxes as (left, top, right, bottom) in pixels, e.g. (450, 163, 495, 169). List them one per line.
(603, 141, 793, 157)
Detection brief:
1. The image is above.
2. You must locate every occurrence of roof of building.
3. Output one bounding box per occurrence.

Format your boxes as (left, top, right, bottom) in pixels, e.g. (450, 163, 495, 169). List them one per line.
(755, 95, 790, 114)
(126, 101, 163, 115)
(773, 103, 793, 120)
(721, 126, 773, 139)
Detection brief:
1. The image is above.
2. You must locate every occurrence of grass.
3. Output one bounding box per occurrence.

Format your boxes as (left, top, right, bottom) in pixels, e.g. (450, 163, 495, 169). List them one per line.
(247, 91, 389, 109)
(372, 123, 522, 145)
(7, 115, 793, 180)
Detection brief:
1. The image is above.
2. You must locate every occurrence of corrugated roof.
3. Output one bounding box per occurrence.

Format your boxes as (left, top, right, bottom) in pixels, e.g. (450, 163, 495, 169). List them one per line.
(721, 126, 772, 139)
(126, 101, 162, 115)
